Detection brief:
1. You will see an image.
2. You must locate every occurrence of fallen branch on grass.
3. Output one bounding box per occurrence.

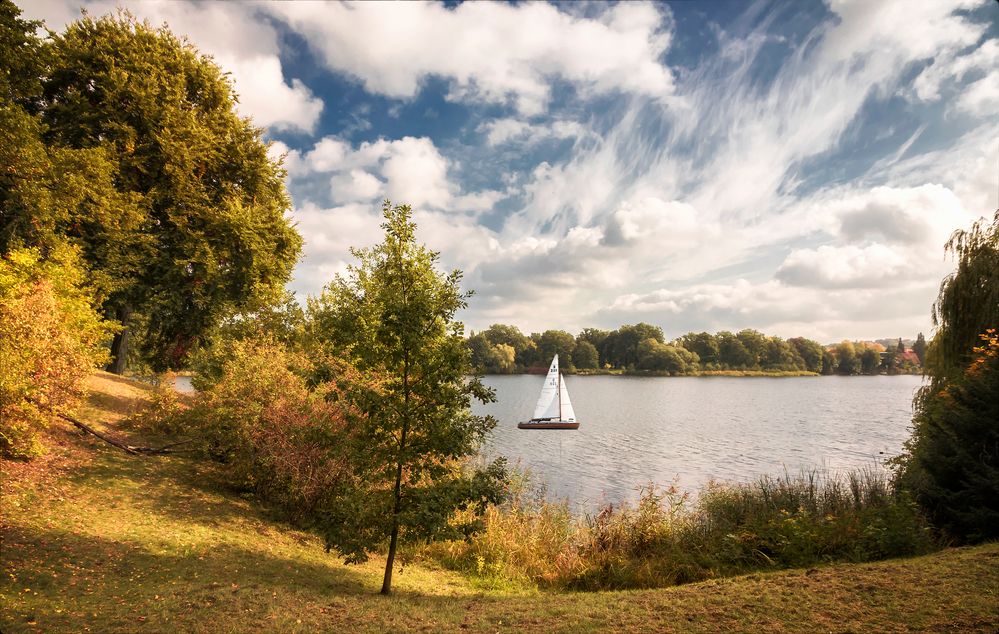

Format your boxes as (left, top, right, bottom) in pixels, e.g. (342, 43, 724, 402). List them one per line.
(30, 399, 195, 456)
(55, 410, 195, 455)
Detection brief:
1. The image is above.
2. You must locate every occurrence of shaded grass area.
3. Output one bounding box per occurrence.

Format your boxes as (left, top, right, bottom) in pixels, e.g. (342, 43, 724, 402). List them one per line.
(1, 372, 997, 632)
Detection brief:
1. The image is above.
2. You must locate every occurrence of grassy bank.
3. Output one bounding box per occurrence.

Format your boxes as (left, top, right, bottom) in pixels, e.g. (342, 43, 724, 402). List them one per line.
(2, 372, 997, 632)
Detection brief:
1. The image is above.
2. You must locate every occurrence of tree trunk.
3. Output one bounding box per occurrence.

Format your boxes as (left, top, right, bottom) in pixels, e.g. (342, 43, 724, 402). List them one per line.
(381, 350, 410, 596)
(381, 413, 409, 595)
(381, 522, 400, 595)
(106, 305, 132, 374)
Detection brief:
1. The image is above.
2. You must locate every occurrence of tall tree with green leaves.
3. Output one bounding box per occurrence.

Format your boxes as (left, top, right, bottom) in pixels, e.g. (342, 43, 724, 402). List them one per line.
(788, 336, 824, 373)
(28, 12, 301, 371)
(309, 202, 506, 594)
(681, 332, 719, 366)
(926, 211, 999, 384)
(913, 332, 927, 366)
(538, 329, 576, 369)
(896, 211, 999, 542)
(572, 340, 599, 370)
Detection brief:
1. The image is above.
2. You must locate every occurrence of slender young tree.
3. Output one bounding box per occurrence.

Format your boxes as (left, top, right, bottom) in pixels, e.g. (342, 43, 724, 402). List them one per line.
(310, 202, 506, 594)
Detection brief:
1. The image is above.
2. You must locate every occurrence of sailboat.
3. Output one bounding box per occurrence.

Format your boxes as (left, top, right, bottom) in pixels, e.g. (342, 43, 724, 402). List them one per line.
(518, 354, 579, 429)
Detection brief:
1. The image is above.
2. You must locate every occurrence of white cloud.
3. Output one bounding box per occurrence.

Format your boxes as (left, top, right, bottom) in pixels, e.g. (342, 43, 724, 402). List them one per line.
(329, 170, 383, 203)
(454, 190, 506, 213)
(381, 137, 452, 209)
(602, 278, 935, 342)
(913, 37, 999, 101)
(23, 0, 323, 133)
(830, 184, 970, 249)
(820, 0, 983, 66)
(776, 244, 909, 289)
(265, 1, 674, 115)
(956, 69, 999, 116)
(304, 138, 351, 173)
(604, 198, 700, 246)
(481, 118, 588, 146)
(292, 135, 510, 212)
(287, 202, 385, 294)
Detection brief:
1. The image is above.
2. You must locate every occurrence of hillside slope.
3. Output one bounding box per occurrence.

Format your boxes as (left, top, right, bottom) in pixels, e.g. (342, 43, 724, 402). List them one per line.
(1, 372, 997, 633)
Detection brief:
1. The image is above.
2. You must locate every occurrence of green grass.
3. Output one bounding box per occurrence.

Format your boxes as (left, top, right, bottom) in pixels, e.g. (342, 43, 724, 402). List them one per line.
(1, 372, 997, 632)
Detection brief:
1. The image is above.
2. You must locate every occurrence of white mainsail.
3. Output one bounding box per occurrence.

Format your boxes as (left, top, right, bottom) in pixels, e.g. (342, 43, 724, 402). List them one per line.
(531, 354, 575, 421)
(532, 355, 561, 419)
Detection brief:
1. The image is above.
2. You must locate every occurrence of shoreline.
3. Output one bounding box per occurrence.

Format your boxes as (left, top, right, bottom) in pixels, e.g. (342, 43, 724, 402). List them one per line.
(480, 369, 921, 378)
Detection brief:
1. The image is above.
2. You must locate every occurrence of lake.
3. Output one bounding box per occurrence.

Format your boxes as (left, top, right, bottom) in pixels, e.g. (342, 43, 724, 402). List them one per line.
(175, 372, 924, 508)
(473, 374, 923, 507)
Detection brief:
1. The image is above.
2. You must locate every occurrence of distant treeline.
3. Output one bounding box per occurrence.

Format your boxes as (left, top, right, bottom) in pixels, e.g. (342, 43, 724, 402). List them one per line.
(468, 324, 926, 376)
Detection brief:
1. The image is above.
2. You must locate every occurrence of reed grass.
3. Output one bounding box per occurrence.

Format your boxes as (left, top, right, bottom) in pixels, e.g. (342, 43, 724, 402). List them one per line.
(423, 467, 934, 591)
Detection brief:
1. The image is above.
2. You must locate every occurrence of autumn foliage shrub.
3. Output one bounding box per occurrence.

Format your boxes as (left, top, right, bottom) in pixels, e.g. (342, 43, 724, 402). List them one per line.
(127, 372, 185, 436)
(0, 248, 114, 458)
(189, 339, 358, 523)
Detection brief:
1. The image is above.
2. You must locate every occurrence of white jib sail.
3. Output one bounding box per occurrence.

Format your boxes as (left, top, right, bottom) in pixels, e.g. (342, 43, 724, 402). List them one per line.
(532, 355, 561, 419)
(559, 374, 575, 422)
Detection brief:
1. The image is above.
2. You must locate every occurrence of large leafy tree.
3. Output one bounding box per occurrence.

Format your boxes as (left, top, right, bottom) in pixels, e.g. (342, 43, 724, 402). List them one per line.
(11, 10, 301, 371)
(788, 336, 824, 373)
(601, 322, 664, 369)
(309, 202, 506, 594)
(572, 340, 599, 370)
(926, 212, 999, 385)
(1, 4, 141, 264)
(681, 332, 719, 366)
(537, 329, 576, 369)
(897, 211, 999, 542)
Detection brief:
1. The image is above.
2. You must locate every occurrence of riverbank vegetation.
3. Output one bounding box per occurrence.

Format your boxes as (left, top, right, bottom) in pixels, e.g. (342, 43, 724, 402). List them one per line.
(3, 372, 997, 632)
(468, 323, 923, 377)
(894, 210, 999, 543)
(423, 468, 932, 591)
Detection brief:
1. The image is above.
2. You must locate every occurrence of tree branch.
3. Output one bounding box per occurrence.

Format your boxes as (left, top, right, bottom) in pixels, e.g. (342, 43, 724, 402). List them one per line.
(32, 400, 193, 456)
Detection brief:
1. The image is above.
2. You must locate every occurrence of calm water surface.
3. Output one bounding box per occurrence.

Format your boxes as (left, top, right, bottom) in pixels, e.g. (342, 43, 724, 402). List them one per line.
(474, 375, 923, 507)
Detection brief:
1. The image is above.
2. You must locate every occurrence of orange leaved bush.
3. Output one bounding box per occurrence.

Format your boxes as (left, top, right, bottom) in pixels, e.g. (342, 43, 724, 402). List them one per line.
(0, 247, 115, 458)
(189, 338, 365, 524)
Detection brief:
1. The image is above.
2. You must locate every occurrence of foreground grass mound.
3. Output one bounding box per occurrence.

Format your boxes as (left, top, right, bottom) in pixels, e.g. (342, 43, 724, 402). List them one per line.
(1, 372, 997, 633)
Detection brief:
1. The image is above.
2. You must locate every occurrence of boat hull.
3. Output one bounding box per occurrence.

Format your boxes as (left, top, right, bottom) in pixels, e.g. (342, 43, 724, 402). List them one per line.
(517, 420, 580, 430)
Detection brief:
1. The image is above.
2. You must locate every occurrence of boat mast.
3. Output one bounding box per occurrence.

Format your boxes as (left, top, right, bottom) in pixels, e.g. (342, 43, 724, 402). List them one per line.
(557, 359, 562, 421)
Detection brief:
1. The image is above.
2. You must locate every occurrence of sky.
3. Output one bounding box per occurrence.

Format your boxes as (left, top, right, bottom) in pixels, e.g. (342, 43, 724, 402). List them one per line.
(22, 0, 999, 343)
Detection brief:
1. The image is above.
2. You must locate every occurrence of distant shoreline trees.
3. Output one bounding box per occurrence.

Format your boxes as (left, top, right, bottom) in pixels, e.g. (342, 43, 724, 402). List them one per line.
(467, 324, 924, 376)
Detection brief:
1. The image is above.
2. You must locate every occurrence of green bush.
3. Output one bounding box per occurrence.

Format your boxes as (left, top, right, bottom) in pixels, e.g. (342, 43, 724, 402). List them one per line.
(896, 331, 999, 542)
